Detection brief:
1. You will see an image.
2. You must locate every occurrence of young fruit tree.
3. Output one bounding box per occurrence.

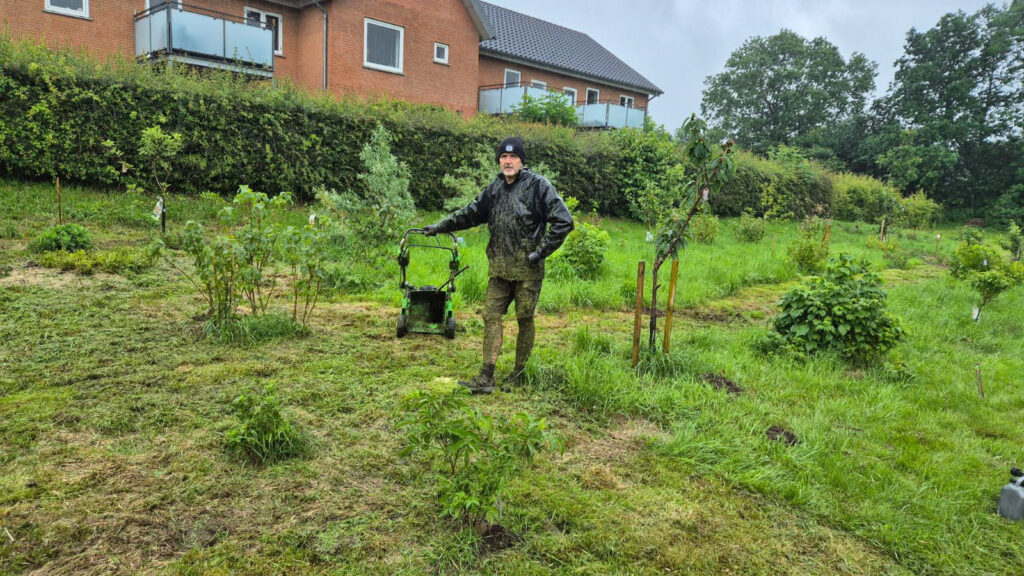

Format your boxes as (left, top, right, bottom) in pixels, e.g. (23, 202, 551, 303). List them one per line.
(647, 115, 735, 349)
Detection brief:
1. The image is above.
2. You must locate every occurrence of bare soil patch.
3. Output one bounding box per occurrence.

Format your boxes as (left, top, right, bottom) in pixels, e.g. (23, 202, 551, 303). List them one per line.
(478, 523, 521, 554)
(700, 372, 744, 395)
(766, 425, 799, 446)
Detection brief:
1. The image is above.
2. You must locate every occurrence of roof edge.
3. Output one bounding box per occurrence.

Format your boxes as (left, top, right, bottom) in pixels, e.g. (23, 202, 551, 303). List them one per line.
(480, 49, 663, 96)
(462, 0, 495, 41)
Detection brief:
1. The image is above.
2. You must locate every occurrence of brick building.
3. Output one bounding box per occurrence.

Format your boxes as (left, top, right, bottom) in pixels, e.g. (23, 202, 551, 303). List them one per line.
(0, 0, 662, 127)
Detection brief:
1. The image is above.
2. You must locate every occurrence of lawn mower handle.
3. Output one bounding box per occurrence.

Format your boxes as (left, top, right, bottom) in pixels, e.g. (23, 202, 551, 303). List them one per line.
(402, 228, 458, 245)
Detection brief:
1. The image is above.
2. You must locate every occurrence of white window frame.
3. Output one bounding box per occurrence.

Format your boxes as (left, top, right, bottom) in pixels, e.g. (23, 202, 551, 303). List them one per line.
(364, 18, 404, 74)
(145, 0, 181, 8)
(620, 95, 635, 108)
(531, 80, 547, 90)
(563, 87, 578, 104)
(245, 7, 284, 56)
(44, 0, 89, 18)
(504, 68, 521, 88)
(433, 42, 449, 65)
(586, 88, 600, 105)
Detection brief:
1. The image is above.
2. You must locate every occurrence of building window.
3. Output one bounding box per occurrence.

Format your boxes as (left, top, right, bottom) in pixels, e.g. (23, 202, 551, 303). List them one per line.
(619, 96, 635, 108)
(364, 18, 404, 74)
(563, 87, 578, 104)
(44, 0, 89, 18)
(434, 43, 449, 65)
(586, 88, 600, 105)
(531, 80, 547, 89)
(245, 8, 283, 56)
(504, 69, 521, 87)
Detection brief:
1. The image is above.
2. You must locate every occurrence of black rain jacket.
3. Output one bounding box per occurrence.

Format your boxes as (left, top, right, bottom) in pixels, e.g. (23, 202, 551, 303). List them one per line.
(436, 169, 574, 280)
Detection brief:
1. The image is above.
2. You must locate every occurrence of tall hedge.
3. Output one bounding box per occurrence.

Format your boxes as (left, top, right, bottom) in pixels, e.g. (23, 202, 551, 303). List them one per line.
(0, 36, 629, 212)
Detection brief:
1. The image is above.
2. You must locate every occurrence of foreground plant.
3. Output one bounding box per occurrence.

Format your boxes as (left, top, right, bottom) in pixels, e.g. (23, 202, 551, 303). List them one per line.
(397, 385, 561, 534)
(226, 383, 308, 465)
(773, 253, 905, 363)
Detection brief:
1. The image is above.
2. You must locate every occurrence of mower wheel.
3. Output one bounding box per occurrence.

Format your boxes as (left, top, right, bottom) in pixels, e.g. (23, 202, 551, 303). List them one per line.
(445, 317, 456, 339)
(397, 314, 408, 338)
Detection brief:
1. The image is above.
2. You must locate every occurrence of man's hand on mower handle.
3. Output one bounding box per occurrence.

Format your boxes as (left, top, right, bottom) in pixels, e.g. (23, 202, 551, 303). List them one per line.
(422, 224, 440, 237)
(527, 251, 543, 265)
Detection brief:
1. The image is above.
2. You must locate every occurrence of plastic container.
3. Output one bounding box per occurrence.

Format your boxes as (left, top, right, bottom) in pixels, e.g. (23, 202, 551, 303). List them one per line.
(998, 476, 1024, 521)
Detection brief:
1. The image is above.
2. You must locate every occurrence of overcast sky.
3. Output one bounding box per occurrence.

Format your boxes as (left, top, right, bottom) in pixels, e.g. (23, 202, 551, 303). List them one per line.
(485, 0, 999, 132)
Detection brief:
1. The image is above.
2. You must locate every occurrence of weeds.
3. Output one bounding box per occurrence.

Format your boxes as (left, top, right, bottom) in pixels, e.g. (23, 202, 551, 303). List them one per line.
(225, 383, 308, 465)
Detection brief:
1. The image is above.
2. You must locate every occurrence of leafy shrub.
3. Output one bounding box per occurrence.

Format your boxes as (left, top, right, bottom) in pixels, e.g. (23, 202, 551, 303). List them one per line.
(866, 237, 908, 270)
(441, 145, 494, 212)
(511, 91, 579, 126)
(30, 223, 92, 252)
(690, 211, 720, 244)
(831, 171, 902, 223)
(760, 146, 833, 220)
(225, 384, 308, 465)
(316, 124, 415, 262)
(900, 191, 942, 229)
(552, 220, 610, 279)
(1001, 220, 1022, 262)
(397, 385, 561, 532)
(37, 248, 154, 275)
(734, 210, 766, 242)
(950, 238, 1006, 280)
(787, 217, 831, 274)
(949, 233, 1024, 316)
(773, 254, 905, 362)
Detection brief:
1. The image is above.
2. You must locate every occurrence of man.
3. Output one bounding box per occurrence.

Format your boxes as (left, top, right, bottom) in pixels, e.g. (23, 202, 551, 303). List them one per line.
(423, 137, 574, 394)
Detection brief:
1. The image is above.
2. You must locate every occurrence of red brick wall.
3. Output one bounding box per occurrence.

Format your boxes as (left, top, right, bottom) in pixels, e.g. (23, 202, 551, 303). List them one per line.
(0, 0, 144, 60)
(321, 0, 481, 116)
(478, 55, 650, 109)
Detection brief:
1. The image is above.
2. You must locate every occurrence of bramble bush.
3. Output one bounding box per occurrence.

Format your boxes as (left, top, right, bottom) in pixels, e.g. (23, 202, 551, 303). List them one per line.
(30, 223, 92, 252)
(787, 217, 831, 274)
(734, 210, 766, 242)
(773, 254, 906, 362)
(397, 385, 561, 533)
(225, 384, 308, 466)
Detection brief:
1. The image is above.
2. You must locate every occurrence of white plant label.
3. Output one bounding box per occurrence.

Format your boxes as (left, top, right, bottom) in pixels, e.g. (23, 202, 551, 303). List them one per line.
(152, 197, 163, 221)
(972, 306, 981, 321)
(645, 231, 654, 242)
(309, 213, 317, 227)
(702, 188, 709, 202)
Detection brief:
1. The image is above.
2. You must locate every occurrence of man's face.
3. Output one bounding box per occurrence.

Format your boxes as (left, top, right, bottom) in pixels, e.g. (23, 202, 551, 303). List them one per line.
(499, 152, 523, 179)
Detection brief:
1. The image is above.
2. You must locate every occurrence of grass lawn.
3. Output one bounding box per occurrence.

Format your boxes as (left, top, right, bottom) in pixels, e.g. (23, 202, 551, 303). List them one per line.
(1, 179, 1021, 575)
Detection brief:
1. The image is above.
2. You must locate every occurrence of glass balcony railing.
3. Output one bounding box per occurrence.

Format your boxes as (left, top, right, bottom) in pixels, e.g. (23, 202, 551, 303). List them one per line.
(134, 3, 274, 75)
(478, 84, 646, 129)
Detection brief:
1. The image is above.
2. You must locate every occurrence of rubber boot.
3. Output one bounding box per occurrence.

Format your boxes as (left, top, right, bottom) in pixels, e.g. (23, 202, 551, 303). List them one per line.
(459, 364, 496, 394)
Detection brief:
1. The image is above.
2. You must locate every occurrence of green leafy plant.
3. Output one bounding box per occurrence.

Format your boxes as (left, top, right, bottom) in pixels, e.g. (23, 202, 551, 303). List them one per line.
(773, 254, 905, 362)
(30, 223, 93, 252)
(225, 384, 308, 465)
(551, 197, 609, 279)
(1001, 220, 1022, 262)
(277, 219, 328, 326)
(316, 124, 415, 262)
(735, 210, 766, 242)
(690, 209, 720, 244)
(36, 248, 154, 275)
(397, 385, 561, 533)
(949, 233, 1024, 318)
(787, 217, 831, 274)
(441, 145, 494, 212)
(510, 91, 578, 126)
(867, 236, 908, 269)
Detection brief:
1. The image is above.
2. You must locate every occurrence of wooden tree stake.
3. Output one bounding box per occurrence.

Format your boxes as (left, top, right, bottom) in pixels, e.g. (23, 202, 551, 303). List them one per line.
(662, 259, 679, 354)
(632, 261, 646, 367)
(770, 234, 776, 257)
(975, 365, 984, 399)
(56, 176, 63, 225)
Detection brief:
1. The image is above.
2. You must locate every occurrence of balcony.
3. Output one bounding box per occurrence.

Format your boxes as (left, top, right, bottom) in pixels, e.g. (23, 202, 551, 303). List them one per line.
(134, 3, 274, 77)
(478, 83, 647, 130)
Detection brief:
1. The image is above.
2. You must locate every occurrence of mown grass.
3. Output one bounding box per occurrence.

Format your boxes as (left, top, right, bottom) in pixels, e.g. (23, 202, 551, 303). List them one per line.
(1, 178, 1021, 575)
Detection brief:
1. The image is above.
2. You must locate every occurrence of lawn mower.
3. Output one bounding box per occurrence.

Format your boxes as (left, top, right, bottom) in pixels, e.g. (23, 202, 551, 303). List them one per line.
(396, 228, 468, 339)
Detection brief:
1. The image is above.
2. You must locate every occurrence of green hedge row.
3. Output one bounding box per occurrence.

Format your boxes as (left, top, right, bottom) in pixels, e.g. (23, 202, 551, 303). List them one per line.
(0, 37, 628, 212)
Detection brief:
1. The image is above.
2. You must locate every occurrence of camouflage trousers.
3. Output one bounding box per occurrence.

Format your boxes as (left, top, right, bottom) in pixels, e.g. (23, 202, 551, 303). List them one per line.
(481, 277, 543, 370)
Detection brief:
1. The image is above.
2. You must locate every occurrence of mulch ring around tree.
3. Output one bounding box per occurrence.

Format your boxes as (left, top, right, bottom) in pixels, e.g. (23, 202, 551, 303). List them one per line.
(766, 425, 799, 446)
(700, 372, 743, 395)
(479, 523, 521, 554)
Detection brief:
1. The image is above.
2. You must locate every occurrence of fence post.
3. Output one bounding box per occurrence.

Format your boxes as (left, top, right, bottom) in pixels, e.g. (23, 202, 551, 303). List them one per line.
(632, 261, 646, 367)
(662, 259, 679, 354)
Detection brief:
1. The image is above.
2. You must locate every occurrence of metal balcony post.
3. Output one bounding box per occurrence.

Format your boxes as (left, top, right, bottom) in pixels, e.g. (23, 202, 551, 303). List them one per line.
(605, 103, 610, 128)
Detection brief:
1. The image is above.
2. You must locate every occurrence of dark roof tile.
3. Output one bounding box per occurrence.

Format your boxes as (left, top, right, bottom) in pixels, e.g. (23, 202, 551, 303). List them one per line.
(478, 1, 662, 95)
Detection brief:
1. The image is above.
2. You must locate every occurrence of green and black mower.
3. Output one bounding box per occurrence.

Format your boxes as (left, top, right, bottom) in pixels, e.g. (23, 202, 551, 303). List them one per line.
(396, 228, 468, 339)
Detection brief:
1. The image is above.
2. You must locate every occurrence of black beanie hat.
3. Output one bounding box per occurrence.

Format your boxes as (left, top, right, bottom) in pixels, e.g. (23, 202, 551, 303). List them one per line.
(496, 136, 527, 165)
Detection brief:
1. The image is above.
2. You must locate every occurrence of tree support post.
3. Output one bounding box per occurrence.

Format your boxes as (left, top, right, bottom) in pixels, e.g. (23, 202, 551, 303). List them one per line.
(662, 259, 679, 354)
(632, 261, 645, 367)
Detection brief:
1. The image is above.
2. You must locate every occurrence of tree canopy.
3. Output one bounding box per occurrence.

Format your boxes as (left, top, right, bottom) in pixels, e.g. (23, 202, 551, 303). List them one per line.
(699, 30, 876, 154)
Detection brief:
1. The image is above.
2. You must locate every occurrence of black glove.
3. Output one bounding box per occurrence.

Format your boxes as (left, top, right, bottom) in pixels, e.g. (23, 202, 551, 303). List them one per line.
(422, 224, 440, 237)
(527, 251, 543, 265)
